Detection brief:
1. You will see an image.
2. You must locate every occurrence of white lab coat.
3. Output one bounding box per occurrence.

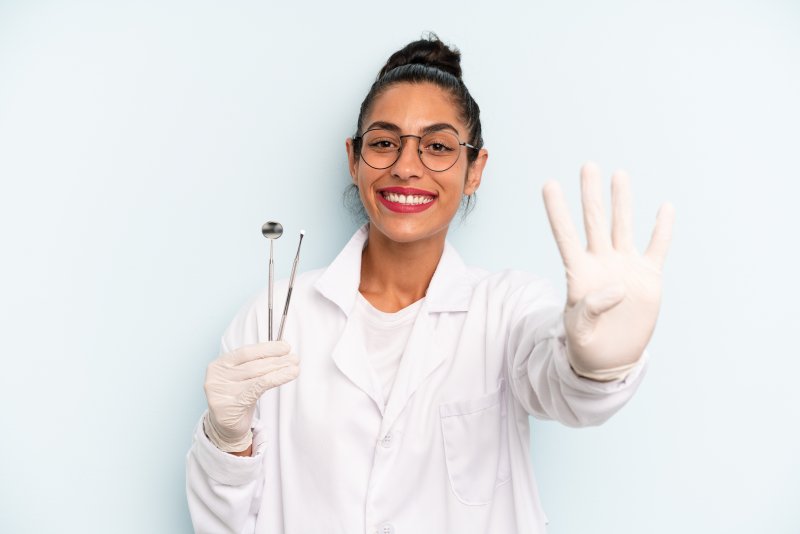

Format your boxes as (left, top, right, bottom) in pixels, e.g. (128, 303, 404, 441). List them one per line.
(186, 225, 647, 534)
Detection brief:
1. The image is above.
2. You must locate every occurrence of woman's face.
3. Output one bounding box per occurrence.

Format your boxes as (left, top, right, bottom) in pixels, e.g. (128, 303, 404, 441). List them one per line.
(346, 82, 488, 246)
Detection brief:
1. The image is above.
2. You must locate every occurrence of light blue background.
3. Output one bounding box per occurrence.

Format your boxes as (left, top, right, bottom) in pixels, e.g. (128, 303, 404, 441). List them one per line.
(1, 1, 798, 532)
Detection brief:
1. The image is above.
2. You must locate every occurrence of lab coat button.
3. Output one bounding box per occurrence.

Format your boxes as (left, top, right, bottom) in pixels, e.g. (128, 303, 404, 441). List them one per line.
(381, 433, 393, 448)
(378, 523, 395, 534)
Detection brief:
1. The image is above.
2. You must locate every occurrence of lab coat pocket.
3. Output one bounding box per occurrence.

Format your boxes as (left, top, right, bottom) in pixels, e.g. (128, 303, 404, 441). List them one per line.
(439, 381, 510, 506)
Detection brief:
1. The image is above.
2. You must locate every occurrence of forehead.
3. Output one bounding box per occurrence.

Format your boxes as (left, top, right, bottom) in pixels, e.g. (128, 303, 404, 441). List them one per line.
(365, 82, 466, 135)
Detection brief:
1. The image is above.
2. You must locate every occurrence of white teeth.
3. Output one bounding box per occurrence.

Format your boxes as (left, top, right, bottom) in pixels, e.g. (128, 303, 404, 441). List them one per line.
(382, 192, 435, 205)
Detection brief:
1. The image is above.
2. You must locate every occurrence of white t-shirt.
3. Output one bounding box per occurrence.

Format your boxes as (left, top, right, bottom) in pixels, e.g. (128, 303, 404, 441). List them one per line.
(352, 292, 424, 406)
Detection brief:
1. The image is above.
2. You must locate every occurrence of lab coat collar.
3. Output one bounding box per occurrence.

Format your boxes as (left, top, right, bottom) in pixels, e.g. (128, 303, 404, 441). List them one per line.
(314, 224, 473, 315)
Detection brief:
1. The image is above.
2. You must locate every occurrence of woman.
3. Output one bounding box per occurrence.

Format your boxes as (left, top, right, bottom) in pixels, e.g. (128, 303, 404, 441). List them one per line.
(186, 35, 674, 533)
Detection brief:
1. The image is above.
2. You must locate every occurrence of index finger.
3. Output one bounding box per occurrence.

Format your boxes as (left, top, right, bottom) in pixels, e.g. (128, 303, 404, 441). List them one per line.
(542, 180, 582, 268)
(225, 340, 292, 366)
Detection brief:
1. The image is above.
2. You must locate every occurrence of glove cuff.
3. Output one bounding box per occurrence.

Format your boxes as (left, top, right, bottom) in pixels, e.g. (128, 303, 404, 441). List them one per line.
(570, 360, 639, 382)
(203, 412, 254, 453)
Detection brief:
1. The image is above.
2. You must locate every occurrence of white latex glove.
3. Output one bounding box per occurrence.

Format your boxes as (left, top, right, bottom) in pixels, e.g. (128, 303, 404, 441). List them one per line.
(203, 340, 299, 452)
(542, 163, 675, 381)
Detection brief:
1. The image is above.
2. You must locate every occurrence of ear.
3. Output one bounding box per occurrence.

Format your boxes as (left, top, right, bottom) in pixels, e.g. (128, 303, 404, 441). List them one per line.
(463, 148, 488, 196)
(346, 137, 359, 184)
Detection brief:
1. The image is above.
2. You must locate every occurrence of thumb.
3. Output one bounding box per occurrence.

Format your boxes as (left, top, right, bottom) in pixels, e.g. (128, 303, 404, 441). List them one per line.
(571, 285, 626, 344)
(584, 284, 626, 317)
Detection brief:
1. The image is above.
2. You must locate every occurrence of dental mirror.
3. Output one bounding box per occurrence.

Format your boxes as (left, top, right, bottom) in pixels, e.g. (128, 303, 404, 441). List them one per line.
(261, 221, 283, 340)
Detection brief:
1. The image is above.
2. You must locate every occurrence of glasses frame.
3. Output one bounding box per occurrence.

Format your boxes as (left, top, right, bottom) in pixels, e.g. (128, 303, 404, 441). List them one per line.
(354, 127, 478, 172)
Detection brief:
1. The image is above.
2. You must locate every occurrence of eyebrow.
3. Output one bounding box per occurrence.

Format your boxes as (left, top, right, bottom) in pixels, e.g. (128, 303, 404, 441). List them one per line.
(363, 121, 461, 137)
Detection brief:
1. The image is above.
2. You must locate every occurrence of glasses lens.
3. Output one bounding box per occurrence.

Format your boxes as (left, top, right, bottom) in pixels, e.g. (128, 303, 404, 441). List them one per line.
(419, 130, 460, 171)
(360, 130, 401, 169)
(359, 129, 463, 171)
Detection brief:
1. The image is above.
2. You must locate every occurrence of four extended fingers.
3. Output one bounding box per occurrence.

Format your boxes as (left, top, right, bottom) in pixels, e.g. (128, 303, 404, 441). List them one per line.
(544, 163, 671, 262)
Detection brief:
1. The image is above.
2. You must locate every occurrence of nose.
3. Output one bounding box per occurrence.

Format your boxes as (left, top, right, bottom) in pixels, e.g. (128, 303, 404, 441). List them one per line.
(391, 135, 424, 180)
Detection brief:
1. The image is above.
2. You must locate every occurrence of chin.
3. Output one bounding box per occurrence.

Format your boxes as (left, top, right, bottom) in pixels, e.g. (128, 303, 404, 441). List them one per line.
(370, 217, 449, 245)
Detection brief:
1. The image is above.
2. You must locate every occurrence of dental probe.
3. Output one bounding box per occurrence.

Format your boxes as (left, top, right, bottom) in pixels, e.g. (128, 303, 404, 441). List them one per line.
(277, 230, 305, 341)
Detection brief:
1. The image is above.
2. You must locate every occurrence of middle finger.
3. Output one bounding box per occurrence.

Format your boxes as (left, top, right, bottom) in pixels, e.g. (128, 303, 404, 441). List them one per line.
(580, 162, 612, 253)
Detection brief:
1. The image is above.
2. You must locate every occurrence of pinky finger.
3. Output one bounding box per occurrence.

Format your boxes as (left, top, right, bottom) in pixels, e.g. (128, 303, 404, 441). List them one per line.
(644, 202, 676, 268)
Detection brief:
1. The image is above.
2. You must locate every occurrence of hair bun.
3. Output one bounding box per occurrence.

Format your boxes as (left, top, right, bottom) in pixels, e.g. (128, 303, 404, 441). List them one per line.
(378, 32, 462, 80)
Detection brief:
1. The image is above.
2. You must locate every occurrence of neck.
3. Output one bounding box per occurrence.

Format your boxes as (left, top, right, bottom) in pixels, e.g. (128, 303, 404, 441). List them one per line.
(359, 225, 446, 312)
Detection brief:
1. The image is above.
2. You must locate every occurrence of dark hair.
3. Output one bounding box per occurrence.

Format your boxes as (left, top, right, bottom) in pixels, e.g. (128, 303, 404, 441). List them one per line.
(346, 33, 483, 220)
(353, 32, 483, 163)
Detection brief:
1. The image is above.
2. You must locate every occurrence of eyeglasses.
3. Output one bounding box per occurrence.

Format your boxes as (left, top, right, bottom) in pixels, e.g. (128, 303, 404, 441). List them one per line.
(354, 128, 477, 172)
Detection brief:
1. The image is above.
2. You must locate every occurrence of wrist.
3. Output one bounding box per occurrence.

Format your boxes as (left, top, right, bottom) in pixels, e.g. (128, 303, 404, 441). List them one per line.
(228, 444, 254, 457)
(568, 359, 638, 382)
(203, 412, 254, 453)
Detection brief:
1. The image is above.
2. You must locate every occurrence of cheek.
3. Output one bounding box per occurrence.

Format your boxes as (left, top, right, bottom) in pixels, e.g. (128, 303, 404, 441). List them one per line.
(355, 169, 372, 190)
(453, 169, 471, 195)
(355, 171, 379, 206)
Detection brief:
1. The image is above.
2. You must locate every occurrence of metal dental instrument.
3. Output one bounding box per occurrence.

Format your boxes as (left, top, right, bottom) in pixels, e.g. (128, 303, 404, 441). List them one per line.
(261, 221, 283, 341)
(277, 230, 305, 341)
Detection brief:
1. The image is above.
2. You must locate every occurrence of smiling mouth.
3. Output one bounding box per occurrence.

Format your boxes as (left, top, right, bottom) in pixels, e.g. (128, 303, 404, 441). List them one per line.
(380, 191, 436, 205)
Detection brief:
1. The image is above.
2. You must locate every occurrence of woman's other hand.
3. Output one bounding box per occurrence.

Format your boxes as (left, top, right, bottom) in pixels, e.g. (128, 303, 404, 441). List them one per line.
(542, 162, 675, 381)
(203, 341, 299, 453)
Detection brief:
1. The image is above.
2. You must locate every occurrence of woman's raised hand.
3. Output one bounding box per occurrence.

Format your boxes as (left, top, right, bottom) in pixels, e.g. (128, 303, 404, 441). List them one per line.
(542, 163, 675, 381)
(203, 341, 299, 452)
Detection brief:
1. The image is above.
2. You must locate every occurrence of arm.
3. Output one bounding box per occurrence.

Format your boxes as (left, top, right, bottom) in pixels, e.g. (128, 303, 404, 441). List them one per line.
(186, 330, 299, 533)
(505, 278, 649, 427)
(185, 407, 266, 534)
(508, 163, 674, 425)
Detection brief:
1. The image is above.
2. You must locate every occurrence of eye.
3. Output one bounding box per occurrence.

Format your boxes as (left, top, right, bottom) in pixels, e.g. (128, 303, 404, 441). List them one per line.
(422, 135, 456, 154)
(363, 130, 401, 152)
(370, 139, 398, 150)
